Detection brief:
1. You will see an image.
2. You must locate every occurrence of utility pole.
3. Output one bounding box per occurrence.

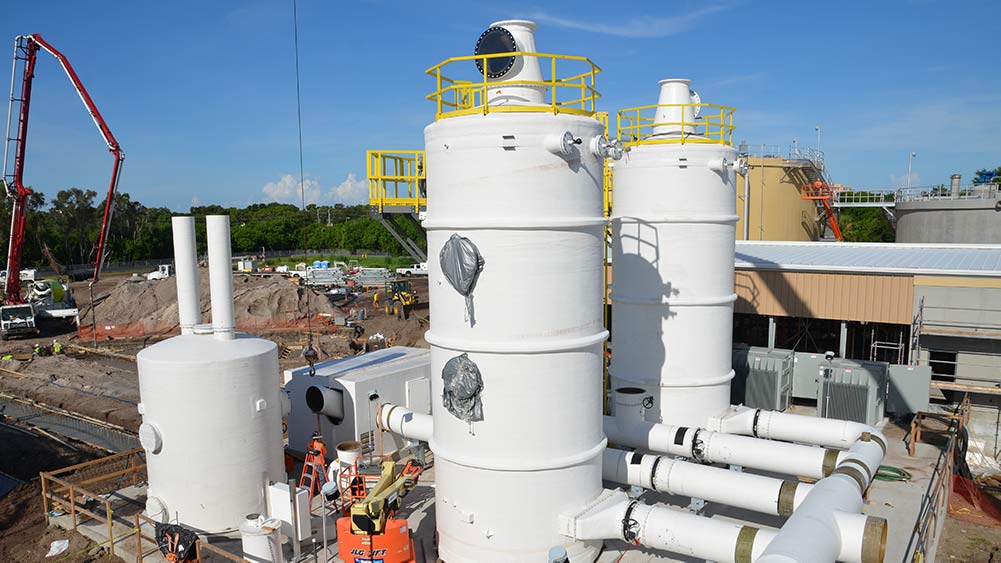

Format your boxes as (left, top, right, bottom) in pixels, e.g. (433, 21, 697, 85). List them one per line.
(907, 151, 917, 188)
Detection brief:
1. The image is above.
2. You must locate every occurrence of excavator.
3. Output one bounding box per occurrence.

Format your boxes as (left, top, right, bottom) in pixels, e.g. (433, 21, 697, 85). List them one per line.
(0, 34, 123, 339)
(337, 458, 424, 563)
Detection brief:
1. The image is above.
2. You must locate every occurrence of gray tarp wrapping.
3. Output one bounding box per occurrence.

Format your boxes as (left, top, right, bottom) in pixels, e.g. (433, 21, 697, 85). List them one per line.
(439, 233, 484, 326)
(442, 353, 484, 423)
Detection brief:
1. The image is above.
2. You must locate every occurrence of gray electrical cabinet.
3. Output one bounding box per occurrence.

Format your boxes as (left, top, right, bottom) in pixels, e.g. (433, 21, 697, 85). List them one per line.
(732, 346, 795, 411)
(817, 363, 886, 426)
(886, 364, 932, 415)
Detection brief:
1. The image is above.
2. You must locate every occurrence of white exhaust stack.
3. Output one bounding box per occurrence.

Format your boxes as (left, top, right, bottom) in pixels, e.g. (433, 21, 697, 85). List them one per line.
(653, 78, 698, 136)
(170, 216, 200, 335)
(206, 215, 235, 341)
(482, 20, 545, 105)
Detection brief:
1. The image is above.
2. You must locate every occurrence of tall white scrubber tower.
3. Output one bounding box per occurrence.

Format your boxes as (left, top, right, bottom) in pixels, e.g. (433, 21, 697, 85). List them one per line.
(137, 215, 284, 533)
(423, 20, 616, 562)
(610, 80, 743, 428)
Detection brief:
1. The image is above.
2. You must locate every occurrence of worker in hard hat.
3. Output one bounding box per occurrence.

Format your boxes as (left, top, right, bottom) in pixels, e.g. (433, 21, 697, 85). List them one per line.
(308, 431, 327, 460)
(52, 340, 62, 354)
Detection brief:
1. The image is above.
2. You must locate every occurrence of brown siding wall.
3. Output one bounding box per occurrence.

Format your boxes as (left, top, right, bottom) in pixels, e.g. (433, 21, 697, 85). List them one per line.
(734, 270, 914, 325)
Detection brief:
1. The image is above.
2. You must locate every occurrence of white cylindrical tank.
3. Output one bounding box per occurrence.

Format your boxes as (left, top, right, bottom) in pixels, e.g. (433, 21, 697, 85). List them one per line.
(610, 80, 739, 428)
(424, 22, 608, 561)
(240, 513, 285, 563)
(138, 218, 284, 533)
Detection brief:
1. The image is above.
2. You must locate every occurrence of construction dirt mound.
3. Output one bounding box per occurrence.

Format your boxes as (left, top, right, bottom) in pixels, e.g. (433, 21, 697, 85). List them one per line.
(89, 271, 340, 327)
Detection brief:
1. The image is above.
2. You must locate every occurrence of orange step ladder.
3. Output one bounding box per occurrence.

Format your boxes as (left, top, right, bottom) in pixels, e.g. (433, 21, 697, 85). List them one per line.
(299, 442, 328, 504)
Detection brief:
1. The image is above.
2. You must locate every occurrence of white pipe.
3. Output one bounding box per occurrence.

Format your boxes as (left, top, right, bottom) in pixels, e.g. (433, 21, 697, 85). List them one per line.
(710, 405, 879, 450)
(743, 164, 751, 240)
(602, 448, 812, 517)
(628, 503, 775, 562)
(170, 216, 200, 335)
(305, 386, 344, 421)
(205, 215, 235, 341)
(604, 416, 844, 480)
(563, 489, 775, 563)
(378, 403, 433, 443)
(605, 390, 847, 479)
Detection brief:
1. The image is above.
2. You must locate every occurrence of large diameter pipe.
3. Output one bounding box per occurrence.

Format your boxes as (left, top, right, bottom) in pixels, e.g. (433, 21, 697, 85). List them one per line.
(711, 406, 882, 450)
(759, 432, 888, 563)
(563, 489, 774, 563)
(170, 216, 200, 335)
(602, 448, 812, 517)
(378, 403, 433, 443)
(205, 215, 235, 341)
(628, 503, 775, 563)
(305, 386, 344, 422)
(758, 474, 887, 563)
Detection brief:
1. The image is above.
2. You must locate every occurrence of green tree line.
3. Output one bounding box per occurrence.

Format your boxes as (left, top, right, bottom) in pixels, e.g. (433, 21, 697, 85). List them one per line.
(0, 188, 426, 270)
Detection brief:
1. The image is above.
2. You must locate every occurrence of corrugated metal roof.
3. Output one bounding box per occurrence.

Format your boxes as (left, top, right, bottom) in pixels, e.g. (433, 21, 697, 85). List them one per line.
(735, 241, 1001, 277)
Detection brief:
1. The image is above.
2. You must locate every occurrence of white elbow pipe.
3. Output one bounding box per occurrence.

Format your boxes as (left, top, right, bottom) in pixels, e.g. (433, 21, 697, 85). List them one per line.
(758, 475, 887, 563)
(759, 432, 888, 563)
(602, 448, 812, 517)
(170, 216, 200, 334)
(305, 385, 344, 422)
(711, 406, 880, 450)
(205, 215, 235, 340)
(604, 415, 845, 480)
(378, 403, 433, 443)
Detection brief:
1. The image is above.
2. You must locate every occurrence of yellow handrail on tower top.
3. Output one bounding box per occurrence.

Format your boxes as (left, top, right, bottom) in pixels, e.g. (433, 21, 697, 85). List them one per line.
(616, 103, 736, 147)
(426, 51, 601, 121)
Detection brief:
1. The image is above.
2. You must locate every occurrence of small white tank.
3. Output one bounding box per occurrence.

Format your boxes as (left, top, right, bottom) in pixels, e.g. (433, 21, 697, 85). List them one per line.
(138, 216, 284, 533)
(610, 81, 742, 428)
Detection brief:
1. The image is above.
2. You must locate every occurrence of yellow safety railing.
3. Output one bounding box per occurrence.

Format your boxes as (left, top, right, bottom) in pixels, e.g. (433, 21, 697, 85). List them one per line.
(367, 150, 426, 213)
(617, 104, 736, 147)
(426, 52, 601, 120)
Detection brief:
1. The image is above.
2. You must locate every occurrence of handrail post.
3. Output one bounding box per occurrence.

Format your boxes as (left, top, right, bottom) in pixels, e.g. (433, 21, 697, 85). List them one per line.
(69, 485, 77, 530)
(135, 513, 143, 562)
(41, 473, 50, 524)
(550, 56, 557, 113)
(106, 501, 115, 557)
(481, 56, 489, 115)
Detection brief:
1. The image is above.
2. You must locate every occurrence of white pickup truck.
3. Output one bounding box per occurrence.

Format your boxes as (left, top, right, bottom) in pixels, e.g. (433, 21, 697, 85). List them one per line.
(395, 262, 428, 277)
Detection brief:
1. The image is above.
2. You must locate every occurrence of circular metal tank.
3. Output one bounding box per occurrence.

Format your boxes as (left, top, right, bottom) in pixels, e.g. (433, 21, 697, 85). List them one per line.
(610, 81, 739, 428)
(424, 111, 607, 561)
(137, 333, 284, 532)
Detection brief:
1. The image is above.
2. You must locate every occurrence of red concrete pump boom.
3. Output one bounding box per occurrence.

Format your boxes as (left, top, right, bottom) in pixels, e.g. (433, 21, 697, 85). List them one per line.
(1, 34, 124, 304)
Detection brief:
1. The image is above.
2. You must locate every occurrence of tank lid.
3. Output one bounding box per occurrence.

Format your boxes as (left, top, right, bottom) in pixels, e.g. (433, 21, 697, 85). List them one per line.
(489, 19, 538, 30)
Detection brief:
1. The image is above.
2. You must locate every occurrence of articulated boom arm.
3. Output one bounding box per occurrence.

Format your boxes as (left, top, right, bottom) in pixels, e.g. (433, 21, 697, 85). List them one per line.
(2, 34, 124, 304)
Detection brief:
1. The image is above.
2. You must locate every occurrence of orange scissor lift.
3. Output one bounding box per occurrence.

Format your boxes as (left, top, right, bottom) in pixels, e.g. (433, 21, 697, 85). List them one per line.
(801, 180, 845, 241)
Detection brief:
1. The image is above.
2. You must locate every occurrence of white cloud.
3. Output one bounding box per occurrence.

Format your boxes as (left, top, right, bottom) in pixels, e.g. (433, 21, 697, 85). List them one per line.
(331, 173, 368, 205)
(262, 174, 323, 205)
(261, 173, 368, 206)
(530, 5, 728, 38)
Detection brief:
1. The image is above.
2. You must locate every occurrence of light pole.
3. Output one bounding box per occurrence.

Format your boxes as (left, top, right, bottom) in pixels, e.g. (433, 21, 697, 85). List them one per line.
(907, 151, 917, 188)
(815, 125, 821, 152)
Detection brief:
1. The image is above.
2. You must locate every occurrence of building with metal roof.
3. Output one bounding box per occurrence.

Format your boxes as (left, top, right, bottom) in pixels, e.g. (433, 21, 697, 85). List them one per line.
(731, 240, 1001, 404)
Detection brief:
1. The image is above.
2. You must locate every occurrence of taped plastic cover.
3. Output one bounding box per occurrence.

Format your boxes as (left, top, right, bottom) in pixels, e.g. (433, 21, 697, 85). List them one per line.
(442, 353, 484, 422)
(439, 234, 484, 325)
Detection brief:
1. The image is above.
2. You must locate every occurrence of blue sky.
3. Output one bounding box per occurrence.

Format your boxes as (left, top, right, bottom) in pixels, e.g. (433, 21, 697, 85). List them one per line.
(4, 0, 999, 211)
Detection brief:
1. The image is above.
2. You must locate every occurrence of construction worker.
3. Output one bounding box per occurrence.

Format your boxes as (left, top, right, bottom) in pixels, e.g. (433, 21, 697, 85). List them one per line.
(52, 340, 62, 354)
(372, 291, 380, 307)
(308, 431, 327, 460)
